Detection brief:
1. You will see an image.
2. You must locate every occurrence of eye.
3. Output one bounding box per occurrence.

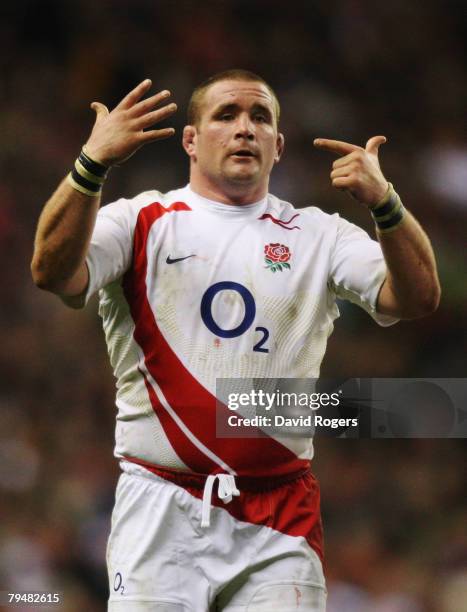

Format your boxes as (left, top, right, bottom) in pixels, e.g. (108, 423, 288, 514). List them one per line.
(254, 114, 268, 123)
(219, 113, 234, 121)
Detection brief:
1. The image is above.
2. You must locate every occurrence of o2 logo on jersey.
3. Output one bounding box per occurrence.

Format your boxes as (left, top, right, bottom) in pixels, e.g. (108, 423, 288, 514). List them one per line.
(113, 572, 125, 595)
(200, 281, 269, 353)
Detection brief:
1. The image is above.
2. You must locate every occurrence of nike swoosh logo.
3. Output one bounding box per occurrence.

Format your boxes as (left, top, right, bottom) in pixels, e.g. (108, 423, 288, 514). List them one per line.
(166, 254, 196, 264)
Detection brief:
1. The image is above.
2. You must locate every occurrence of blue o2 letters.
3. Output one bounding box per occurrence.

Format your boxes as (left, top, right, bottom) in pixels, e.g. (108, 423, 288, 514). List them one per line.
(201, 282, 269, 352)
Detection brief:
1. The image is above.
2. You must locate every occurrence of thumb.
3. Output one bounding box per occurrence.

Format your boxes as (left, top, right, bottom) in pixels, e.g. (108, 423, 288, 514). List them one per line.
(365, 135, 387, 155)
(90, 101, 109, 120)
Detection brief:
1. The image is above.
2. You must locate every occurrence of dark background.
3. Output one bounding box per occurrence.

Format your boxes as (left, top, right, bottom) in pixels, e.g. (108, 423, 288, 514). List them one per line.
(0, 1, 465, 610)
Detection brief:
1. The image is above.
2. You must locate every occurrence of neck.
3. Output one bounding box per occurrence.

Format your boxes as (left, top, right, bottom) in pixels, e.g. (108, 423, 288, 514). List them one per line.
(189, 174, 268, 206)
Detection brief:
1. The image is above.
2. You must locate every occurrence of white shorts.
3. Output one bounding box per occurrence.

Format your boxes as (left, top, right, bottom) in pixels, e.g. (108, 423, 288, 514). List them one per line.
(107, 461, 326, 611)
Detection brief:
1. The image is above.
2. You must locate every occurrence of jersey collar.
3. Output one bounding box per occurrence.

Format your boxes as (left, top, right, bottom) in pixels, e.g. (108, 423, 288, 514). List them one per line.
(185, 184, 268, 218)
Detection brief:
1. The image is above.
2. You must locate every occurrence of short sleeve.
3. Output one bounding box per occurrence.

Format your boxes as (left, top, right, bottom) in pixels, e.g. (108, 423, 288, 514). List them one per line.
(61, 197, 135, 309)
(329, 215, 399, 327)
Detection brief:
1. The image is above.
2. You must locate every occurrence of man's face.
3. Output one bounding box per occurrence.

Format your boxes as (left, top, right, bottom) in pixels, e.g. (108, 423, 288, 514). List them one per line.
(184, 80, 284, 197)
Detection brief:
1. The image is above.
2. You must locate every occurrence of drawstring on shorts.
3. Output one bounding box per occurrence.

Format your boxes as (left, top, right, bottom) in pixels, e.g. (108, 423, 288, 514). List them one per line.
(201, 473, 240, 528)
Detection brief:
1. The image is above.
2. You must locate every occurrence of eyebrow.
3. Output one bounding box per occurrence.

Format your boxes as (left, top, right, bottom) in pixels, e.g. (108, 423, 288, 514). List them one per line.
(211, 102, 273, 120)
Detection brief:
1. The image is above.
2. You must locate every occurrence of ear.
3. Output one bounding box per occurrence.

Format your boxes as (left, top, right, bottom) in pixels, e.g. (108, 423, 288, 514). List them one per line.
(183, 125, 197, 159)
(274, 133, 285, 163)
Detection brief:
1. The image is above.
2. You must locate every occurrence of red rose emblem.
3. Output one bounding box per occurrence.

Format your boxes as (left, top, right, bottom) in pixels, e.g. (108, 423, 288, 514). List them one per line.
(264, 243, 292, 273)
(264, 243, 291, 263)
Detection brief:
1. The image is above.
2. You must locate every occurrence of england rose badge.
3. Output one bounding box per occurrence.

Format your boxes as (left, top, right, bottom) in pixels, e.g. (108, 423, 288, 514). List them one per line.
(264, 243, 291, 272)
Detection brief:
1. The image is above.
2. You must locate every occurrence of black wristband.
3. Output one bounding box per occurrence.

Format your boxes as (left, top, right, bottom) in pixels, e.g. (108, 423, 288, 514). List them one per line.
(67, 147, 109, 196)
(370, 183, 405, 233)
(79, 148, 108, 177)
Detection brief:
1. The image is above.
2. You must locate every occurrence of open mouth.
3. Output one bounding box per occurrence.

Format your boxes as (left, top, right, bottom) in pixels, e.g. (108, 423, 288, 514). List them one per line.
(231, 150, 257, 158)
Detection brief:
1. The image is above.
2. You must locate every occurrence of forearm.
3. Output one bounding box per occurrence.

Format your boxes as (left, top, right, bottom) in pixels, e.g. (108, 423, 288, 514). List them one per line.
(375, 205, 441, 319)
(31, 177, 100, 293)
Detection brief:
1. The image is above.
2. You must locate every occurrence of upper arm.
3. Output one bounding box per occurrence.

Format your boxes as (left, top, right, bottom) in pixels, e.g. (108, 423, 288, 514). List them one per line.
(376, 276, 403, 317)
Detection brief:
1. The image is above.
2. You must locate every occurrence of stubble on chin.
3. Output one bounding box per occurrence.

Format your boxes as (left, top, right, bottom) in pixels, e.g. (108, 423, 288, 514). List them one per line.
(222, 160, 260, 185)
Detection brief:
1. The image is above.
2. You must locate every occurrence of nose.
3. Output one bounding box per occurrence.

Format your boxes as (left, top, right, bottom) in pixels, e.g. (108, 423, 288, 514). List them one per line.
(235, 113, 254, 140)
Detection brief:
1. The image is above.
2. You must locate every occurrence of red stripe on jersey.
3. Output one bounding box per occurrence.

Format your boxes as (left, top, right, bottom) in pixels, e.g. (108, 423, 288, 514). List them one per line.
(123, 200, 309, 476)
(123, 201, 218, 473)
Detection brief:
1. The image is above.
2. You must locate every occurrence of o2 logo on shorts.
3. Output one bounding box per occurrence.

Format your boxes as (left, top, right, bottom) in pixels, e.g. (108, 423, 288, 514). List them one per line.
(200, 281, 269, 353)
(113, 572, 125, 595)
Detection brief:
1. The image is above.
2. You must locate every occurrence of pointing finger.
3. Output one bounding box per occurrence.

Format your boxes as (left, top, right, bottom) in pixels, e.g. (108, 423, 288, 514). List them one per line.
(117, 79, 153, 110)
(314, 138, 361, 157)
(365, 135, 387, 155)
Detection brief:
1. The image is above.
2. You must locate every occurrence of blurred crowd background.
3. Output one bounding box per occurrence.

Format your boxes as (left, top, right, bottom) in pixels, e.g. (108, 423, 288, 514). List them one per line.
(0, 1, 465, 610)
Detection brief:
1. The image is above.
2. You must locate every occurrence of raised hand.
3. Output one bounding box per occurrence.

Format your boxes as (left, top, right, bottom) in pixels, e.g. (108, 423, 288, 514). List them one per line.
(313, 136, 389, 207)
(85, 79, 177, 167)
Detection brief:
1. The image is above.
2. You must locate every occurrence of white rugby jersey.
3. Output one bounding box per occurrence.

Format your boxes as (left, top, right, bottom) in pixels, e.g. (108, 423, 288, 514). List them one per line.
(77, 185, 396, 477)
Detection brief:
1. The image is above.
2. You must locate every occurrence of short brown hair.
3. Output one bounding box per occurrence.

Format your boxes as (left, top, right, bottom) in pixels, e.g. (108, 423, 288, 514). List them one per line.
(187, 69, 281, 127)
